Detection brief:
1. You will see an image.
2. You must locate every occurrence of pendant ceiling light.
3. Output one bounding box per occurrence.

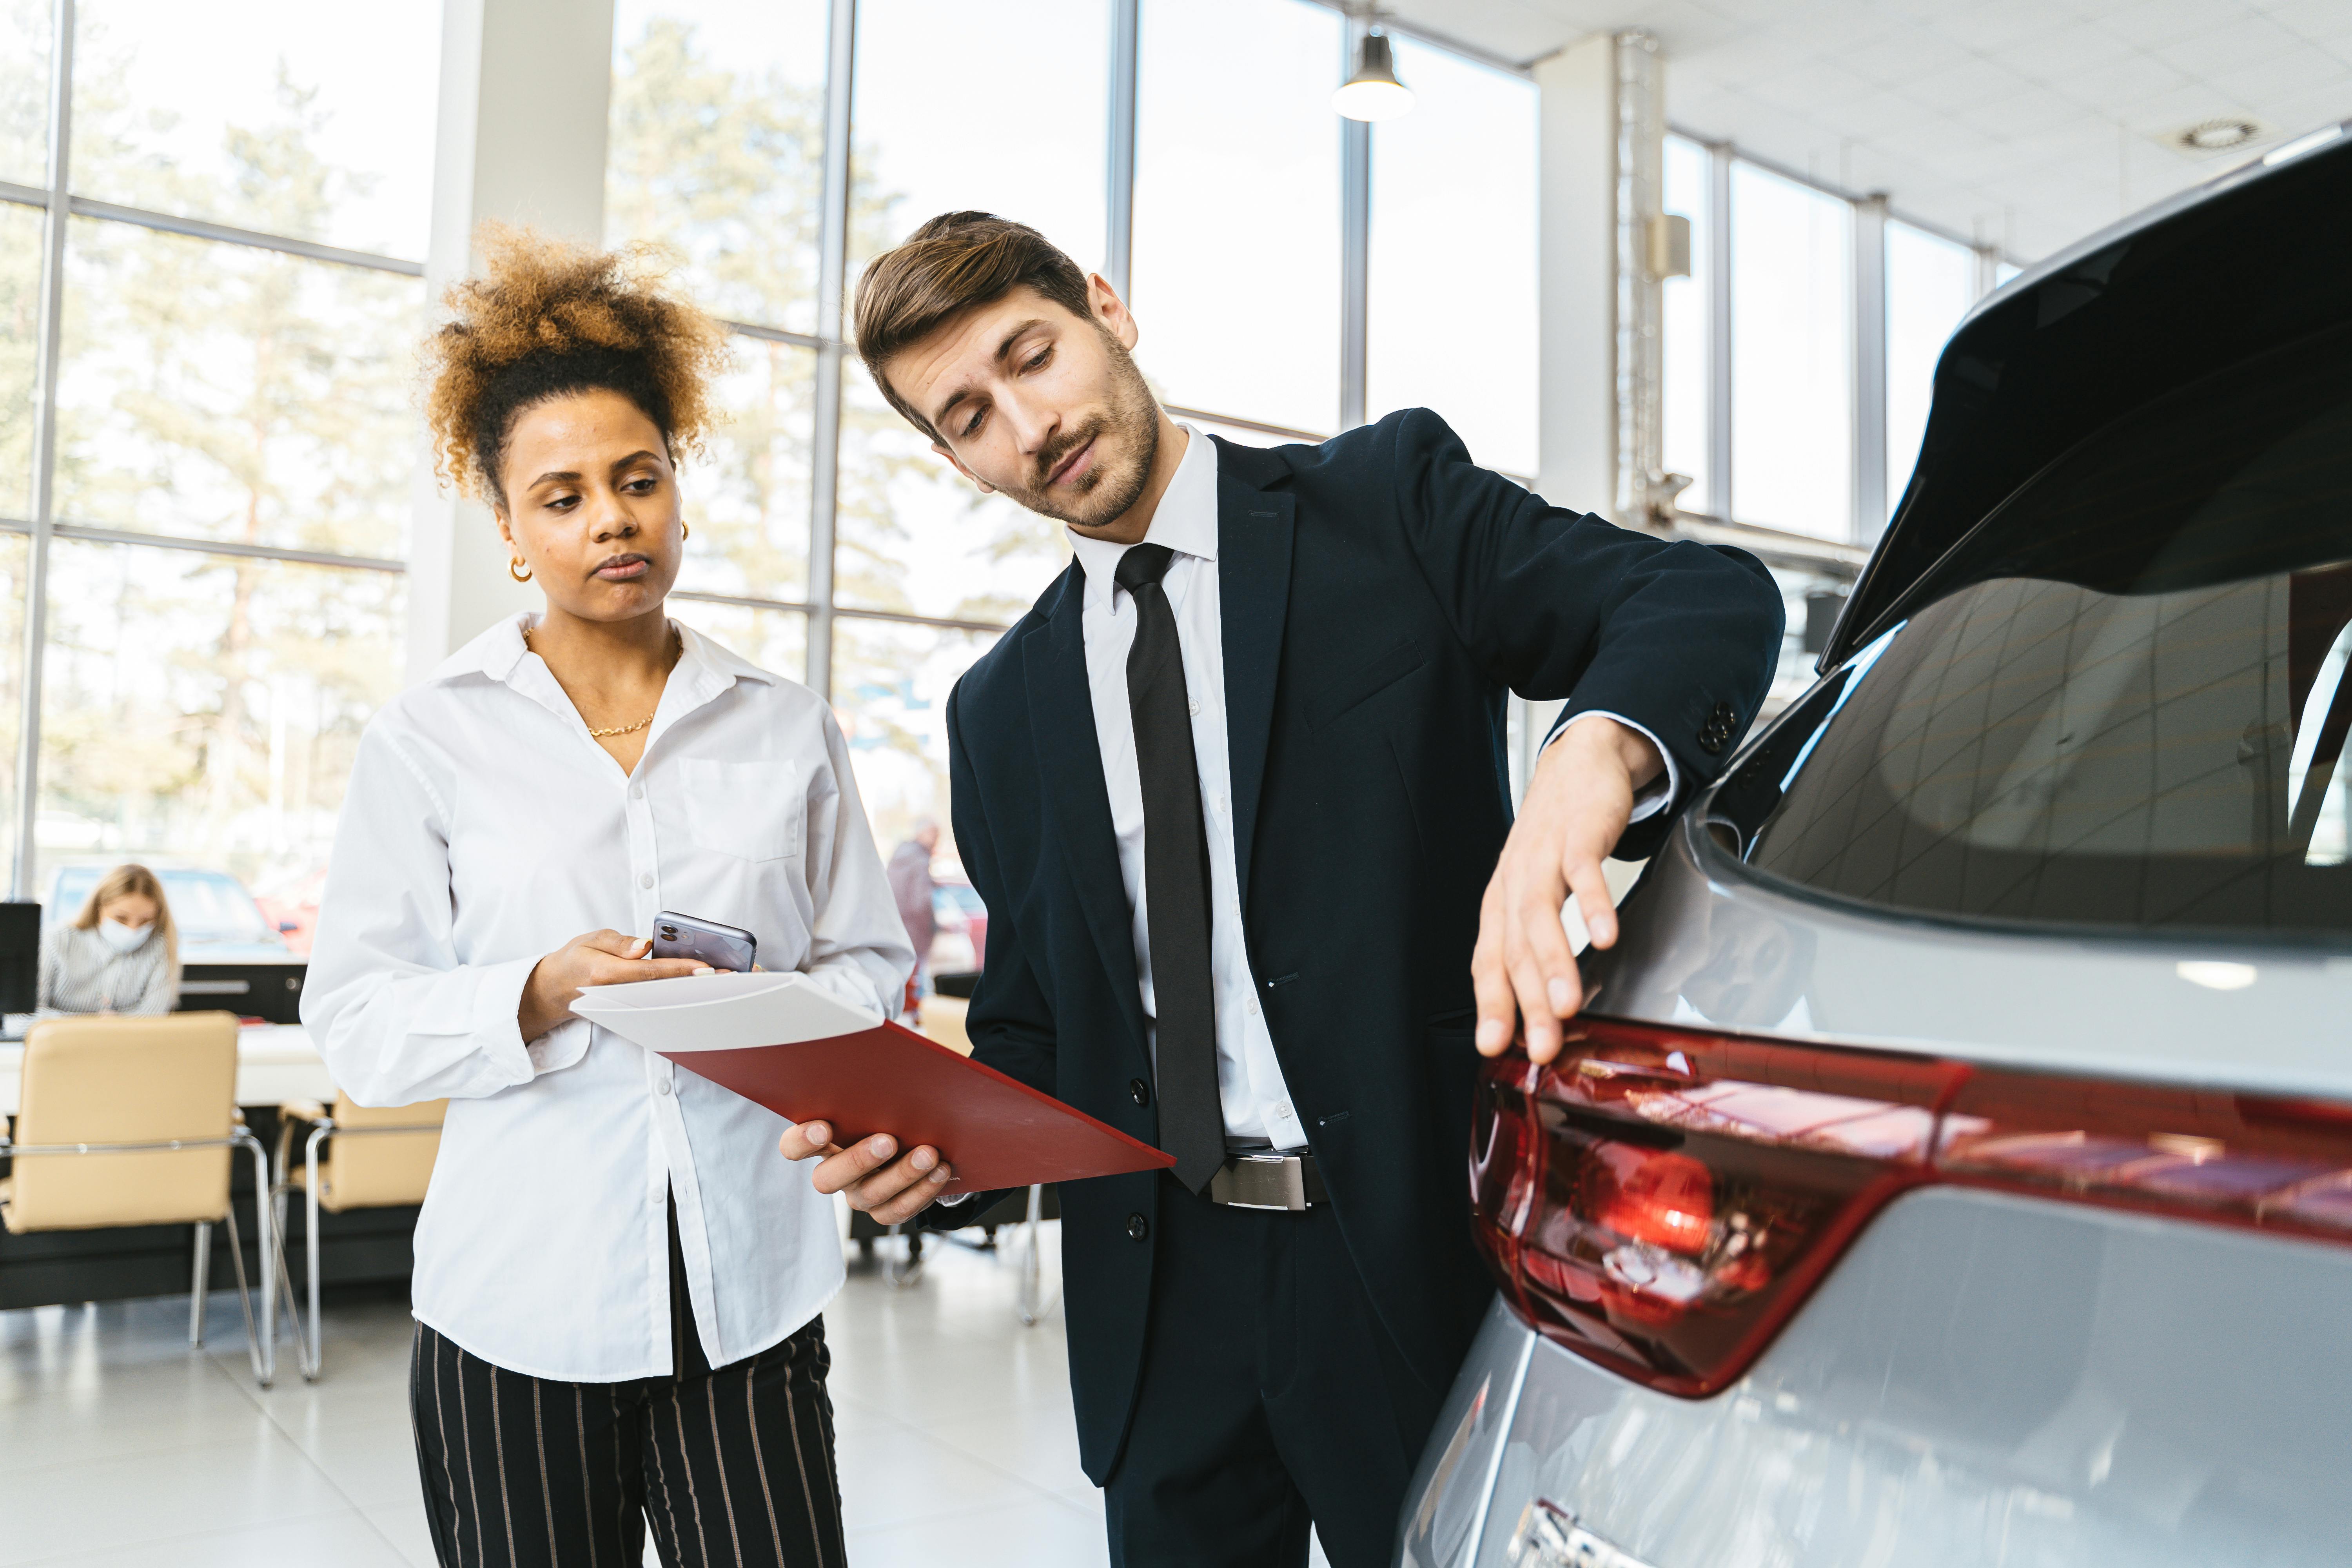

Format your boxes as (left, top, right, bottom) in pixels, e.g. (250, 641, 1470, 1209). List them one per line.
(1334, 29, 1413, 122)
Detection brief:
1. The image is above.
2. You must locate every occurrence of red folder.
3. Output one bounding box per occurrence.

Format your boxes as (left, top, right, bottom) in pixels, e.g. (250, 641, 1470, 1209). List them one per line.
(661, 1020, 1172, 1195)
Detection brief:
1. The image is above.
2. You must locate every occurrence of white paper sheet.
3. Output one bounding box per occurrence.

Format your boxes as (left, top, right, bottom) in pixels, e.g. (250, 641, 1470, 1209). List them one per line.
(570, 970, 882, 1054)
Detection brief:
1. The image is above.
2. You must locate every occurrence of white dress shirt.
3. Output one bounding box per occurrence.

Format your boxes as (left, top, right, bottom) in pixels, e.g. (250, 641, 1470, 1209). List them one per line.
(1066, 427, 1677, 1153)
(303, 615, 912, 1383)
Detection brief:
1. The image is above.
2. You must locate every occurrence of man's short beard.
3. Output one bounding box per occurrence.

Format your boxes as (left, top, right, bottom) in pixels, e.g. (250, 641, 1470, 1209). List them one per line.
(1003, 330, 1160, 529)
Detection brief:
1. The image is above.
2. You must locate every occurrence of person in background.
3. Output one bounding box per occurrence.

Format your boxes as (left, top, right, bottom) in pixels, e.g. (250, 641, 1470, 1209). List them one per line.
(888, 817, 941, 991)
(40, 863, 179, 1015)
(303, 227, 914, 1568)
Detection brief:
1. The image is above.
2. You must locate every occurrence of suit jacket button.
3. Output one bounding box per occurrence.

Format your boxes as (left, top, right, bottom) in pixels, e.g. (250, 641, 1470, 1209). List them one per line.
(1127, 1214, 1149, 1242)
(1129, 1078, 1151, 1107)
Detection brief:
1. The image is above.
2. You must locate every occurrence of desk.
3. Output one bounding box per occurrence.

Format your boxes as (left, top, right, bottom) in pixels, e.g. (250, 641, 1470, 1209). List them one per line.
(0, 1023, 335, 1116)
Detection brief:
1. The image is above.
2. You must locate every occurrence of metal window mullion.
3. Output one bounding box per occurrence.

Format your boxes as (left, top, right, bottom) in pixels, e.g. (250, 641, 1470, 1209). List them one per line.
(40, 521, 403, 573)
(1338, 17, 1369, 432)
(671, 589, 1009, 639)
(724, 318, 824, 352)
(1161, 404, 1329, 443)
(15, 0, 73, 900)
(1852, 193, 1888, 542)
(1706, 140, 1732, 526)
(1106, 0, 1138, 299)
(65, 195, 423, 276)
(806, 0, 857, 702)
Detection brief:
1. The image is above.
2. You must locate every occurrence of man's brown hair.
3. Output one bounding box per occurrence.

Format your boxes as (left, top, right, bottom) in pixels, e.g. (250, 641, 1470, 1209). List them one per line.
(853, 211, 1094, 440)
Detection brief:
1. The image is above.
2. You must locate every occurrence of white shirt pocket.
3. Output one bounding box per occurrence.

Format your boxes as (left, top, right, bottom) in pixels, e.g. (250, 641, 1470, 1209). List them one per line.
(680, 757, 804, 863)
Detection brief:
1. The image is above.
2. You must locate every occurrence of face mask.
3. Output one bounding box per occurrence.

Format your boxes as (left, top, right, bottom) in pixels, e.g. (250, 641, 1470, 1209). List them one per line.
(96, 919, 150, 954)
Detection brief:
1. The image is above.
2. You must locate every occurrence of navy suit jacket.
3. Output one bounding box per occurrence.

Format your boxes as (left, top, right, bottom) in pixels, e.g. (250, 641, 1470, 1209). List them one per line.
(940, 408, 1783, 1483)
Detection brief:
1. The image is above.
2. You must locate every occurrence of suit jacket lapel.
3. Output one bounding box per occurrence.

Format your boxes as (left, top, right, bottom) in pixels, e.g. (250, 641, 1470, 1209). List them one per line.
(1215, 448, 1295, 920)
(1022, 563, 1151, 1056)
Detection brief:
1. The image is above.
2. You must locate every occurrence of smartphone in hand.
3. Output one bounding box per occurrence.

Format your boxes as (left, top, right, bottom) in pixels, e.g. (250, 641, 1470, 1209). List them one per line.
(650, 912, 757, 974)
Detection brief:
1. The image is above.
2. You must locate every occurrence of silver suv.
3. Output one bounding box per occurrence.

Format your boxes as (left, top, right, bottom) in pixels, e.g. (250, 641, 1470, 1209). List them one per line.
(1399, 120, 2352, 1568)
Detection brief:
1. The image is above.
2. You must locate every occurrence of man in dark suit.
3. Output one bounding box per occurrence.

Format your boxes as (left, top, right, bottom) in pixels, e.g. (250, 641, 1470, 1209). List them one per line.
(778, 212, 1783, 1564)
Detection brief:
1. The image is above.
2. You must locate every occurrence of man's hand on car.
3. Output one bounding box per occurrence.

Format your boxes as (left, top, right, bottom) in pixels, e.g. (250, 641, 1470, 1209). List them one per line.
(777, 1121, 953, 1225)
(1473, 715, 1664, 1066)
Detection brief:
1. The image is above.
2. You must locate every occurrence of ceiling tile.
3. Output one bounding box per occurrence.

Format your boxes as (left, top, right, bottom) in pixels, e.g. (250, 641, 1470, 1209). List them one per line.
(2210, 48, 2352, 109)
(2262, 0, 2352, 44)
(1988, 21, 2138, 76)
(2053, 52, 2196, 111)
(1831, 29, 1984, 88)
(2086, 0, 2240, 52)
(2114, 79, 2264, 135)
(1924, 0, 2072, 53)
(2261, 84, 2352, 134)
(2150, 14, 2312, 76)
(1959, 87, 2105, 142)
(1900, 54, 2041, 114)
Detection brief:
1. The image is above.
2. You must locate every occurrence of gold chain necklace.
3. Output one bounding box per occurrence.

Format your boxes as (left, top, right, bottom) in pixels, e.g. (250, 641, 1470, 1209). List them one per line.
(524, 626, 659, 739)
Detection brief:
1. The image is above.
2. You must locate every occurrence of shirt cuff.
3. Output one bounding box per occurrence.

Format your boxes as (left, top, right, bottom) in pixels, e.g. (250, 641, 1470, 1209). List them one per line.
(1544, 710, 1679, 823)
(477, 953, 577, 1079)
(935, 1190, 979, 1207)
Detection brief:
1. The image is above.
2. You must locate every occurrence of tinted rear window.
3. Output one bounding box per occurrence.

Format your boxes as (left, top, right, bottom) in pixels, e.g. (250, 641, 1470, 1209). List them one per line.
(1718, 327, 2352, 938)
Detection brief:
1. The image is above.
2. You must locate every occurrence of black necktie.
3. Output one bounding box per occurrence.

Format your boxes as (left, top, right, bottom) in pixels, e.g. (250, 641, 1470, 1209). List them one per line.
(1115, 544, 1225, 1194)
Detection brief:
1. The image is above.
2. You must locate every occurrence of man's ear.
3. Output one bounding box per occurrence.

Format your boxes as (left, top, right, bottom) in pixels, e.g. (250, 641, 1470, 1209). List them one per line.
(1086, 272, 1140, 352)
(931, 439, 997, 494)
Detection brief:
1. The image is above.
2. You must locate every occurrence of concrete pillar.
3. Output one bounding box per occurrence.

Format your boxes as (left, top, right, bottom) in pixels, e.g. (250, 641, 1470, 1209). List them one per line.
(1532, 33, 1617, 529)
(1524, 32, 1666, 799)
(406, 0, 618, 685)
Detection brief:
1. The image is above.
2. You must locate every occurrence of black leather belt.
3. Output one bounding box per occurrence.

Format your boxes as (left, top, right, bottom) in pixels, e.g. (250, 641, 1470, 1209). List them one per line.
(1207, 1151, 1327, 1211)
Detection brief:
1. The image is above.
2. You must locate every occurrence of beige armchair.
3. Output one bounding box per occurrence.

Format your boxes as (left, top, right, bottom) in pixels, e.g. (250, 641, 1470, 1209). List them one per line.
(274, 1093, 445, 1381)
(0, 1012, 275, 1386)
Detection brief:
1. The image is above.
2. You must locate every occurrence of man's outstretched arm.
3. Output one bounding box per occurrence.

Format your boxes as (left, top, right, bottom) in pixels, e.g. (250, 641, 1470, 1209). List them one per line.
(1383, 407, 1783, 1065)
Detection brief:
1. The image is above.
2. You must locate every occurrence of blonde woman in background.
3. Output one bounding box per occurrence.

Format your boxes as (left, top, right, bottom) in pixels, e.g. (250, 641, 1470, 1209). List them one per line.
(40, 862, 180, 1015)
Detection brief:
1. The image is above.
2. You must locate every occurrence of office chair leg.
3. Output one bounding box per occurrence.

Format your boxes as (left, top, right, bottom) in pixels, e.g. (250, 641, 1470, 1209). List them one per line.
(220, 1204, 271, 1388)
(189, 1222, 212, 1346)
(1014, 1185, 1059, 1327)
(306, 1130, 327, 1379)
(883, 1224, 925, 1289)
(269, 1214, 319, 1383)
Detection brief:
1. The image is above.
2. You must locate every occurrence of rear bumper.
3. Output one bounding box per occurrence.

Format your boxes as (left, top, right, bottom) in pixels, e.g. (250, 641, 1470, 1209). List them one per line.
(1400, 1185, 2352, 1568)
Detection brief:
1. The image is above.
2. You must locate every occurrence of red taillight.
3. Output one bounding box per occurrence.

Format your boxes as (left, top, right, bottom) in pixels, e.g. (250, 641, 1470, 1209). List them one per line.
(1469, 1018, 2352, 1398)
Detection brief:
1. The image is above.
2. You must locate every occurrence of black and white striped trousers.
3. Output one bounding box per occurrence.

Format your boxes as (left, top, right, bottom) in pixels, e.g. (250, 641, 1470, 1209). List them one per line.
(408, 1302, 846, 1566)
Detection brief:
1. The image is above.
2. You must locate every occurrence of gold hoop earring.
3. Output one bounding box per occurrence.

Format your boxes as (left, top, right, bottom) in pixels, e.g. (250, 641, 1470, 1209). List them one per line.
(508, 558, 533, 583)
(680, 520, 690, 540)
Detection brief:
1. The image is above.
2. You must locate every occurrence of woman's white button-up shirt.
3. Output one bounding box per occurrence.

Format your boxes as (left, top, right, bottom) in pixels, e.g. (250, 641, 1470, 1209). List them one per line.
(303, 614, 913, 1383)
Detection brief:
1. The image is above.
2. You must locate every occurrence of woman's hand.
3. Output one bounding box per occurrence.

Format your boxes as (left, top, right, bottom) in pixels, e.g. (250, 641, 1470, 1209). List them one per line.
(520, 929, 706, 1042)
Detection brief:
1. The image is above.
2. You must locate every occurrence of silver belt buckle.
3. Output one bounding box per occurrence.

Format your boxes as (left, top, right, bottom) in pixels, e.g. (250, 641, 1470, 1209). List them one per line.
(1210, 1153, 1311, 1211)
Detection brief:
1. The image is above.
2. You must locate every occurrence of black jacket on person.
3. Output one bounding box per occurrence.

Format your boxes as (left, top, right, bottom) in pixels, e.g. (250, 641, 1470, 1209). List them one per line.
(936, 407, 1784, 1483)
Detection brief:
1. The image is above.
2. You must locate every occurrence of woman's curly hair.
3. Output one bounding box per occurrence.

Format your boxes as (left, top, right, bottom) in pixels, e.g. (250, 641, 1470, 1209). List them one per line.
(423, 225, 733, 503)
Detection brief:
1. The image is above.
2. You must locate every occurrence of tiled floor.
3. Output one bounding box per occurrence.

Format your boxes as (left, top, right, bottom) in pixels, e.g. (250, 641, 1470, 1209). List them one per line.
(0, 1224, 1338, 1567)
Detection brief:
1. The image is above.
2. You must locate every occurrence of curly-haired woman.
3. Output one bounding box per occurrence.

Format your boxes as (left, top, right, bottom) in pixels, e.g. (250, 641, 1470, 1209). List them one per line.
(303, 228, 922, 1568)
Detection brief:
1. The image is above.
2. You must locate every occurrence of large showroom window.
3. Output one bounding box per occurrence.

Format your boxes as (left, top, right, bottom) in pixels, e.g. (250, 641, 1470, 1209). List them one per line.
(1884, 218, 1981, 509)
(1133, 0, 1343, 439)
(4, 0, 435, 911)
(3, 0, 2023, 899)
(1661, 132, 2007, 546)
(1730, 160, 1855, 541)
(1365, 36, 1537, 478)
